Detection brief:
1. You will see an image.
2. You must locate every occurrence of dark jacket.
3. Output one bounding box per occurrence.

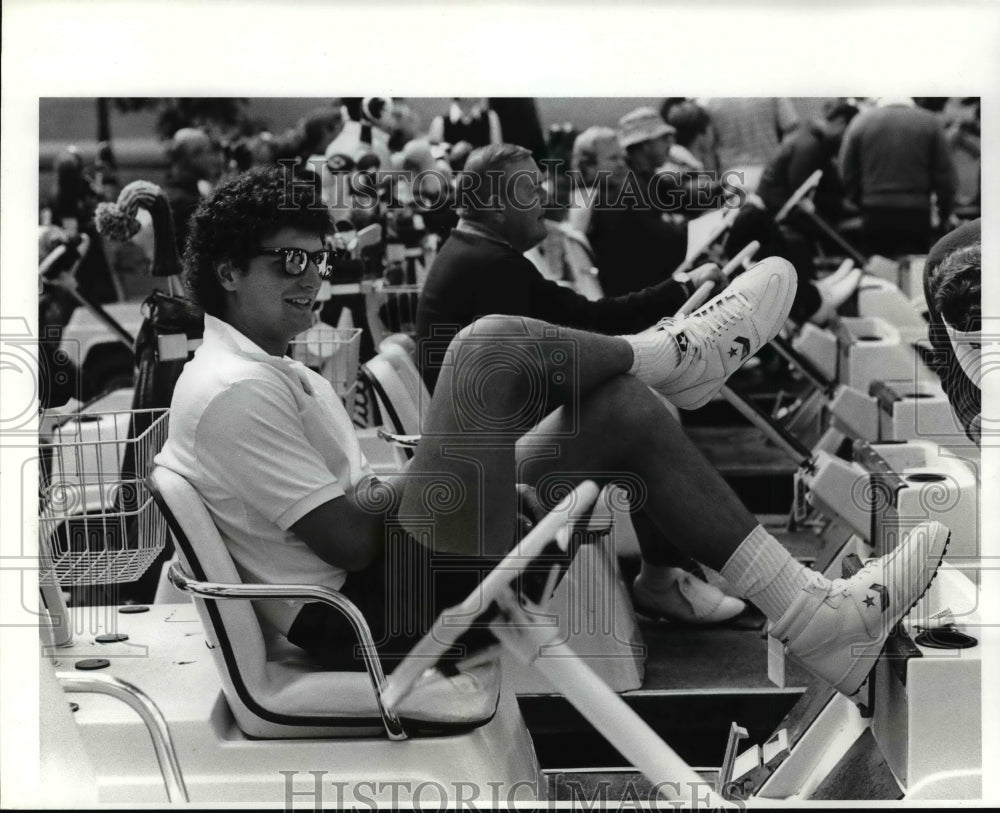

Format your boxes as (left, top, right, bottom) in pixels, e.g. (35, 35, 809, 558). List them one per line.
(415, 229, 690, 391)
(757, 121, 846, 221)
(587, 170, 688, 298)
(839, 104, 956, 217)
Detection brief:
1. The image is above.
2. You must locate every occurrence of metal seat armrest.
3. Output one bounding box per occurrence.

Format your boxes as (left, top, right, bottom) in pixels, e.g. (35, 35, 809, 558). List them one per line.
(167, 561, 405, 739)
(376, 427, 421, 449)
(57, 671, 189, 802)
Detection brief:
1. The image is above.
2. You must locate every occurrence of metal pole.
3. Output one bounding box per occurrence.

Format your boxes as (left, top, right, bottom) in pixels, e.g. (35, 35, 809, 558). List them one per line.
(719, 385, 813, 467)
(64, 287, 136, 348)
(799, 209, 868, 267)
(39, 585, 73, 647)
(57, 672, 189, 803)
(492, 595, 733, 809)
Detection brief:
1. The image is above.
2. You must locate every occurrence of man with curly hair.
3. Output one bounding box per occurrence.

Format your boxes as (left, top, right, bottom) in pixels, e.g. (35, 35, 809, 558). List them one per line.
(156, 164, 948, 703)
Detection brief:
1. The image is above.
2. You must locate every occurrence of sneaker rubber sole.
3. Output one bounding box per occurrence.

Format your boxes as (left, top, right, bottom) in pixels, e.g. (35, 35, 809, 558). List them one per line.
(788, 530, 951, 697)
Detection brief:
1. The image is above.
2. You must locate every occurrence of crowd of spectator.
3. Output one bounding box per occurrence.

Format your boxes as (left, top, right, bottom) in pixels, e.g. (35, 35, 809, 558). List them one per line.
(38, 95, 980, 351)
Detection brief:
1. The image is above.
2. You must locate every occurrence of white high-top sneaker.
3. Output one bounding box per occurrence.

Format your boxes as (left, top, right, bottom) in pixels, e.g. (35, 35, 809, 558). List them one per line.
(769, 520, 950, 696)
(645, 257, 797, 409)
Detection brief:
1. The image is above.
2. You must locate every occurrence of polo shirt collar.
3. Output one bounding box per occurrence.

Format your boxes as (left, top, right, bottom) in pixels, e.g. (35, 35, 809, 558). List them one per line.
(203, 313, 276, 357)
(205, 315, 318, 396)
(455, 218, 514, 250)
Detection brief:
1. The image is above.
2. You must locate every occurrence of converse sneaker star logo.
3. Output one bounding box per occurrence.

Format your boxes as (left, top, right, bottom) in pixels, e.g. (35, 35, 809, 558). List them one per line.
(635, 257, 798, 410)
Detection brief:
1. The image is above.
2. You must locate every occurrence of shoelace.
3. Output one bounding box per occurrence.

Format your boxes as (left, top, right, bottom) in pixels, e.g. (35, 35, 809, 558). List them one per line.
(687, 293, 748, 340)
(654, 292, 748, 341)
(825, 557, 885, 599)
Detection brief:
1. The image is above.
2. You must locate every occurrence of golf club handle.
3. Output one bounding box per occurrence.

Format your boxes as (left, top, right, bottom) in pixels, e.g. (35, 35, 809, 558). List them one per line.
(720, 240, 760, 278)
(677, 281, 714, 317)
(720, 385, 813, 467)
(673, 209, 737, 275)
(774, 169, 823, 224)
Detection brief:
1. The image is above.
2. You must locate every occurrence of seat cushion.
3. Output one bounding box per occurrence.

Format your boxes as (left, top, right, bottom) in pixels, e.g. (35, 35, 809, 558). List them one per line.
(262, 628, 502, 727)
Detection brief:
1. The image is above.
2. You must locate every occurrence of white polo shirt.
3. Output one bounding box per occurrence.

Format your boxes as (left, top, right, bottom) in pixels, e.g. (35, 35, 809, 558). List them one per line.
(156, 315, 374, 634)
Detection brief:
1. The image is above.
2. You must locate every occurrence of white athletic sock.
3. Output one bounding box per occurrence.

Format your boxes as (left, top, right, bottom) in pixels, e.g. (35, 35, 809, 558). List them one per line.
(720, 525, 823, 621)
(621, 329, 683, 386)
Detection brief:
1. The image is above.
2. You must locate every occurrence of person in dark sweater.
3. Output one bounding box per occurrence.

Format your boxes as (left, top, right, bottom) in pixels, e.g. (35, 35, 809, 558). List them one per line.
(416, 143, 742, 625)
(725, 102, 861, 325)
(839, 98, 957, 256)
(923, 218, 980, 443)
(756, 102, 858, 223)
(417, 143, 724, 391)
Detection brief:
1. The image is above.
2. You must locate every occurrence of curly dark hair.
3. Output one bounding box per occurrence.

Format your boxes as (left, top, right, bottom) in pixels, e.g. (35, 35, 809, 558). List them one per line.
(932, 242, 981, 332)
(182, 164, 332, 316)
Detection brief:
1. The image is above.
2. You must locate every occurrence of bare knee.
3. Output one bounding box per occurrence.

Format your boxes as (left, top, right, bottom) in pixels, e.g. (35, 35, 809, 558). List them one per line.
(585, 375, 678, 450)
(448, 316, 545, 431)
(455, 314, 550, 343)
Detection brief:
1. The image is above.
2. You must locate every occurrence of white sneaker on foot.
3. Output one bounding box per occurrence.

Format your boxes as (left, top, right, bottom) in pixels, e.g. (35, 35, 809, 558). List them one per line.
(645, 257, 797, 409)
(769, 521, 949, 696)
(633, 568, 747, 625)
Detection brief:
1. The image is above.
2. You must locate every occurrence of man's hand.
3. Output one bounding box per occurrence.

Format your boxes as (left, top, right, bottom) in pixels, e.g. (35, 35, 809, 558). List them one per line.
(688, 262, 727, 295)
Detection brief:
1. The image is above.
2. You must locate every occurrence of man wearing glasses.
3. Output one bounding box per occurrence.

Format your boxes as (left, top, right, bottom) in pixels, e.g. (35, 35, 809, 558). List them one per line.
(157, 165, 948, 703)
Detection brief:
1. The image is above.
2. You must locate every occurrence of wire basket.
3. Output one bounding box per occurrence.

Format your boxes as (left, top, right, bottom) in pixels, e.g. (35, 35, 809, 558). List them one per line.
(39, 408, 170, 587)
(289, 324, 363, 399)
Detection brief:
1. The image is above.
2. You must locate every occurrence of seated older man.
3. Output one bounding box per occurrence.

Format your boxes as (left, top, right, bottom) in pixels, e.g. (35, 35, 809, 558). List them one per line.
(156, 165, 948, 702)
(416, 142, 735, 624)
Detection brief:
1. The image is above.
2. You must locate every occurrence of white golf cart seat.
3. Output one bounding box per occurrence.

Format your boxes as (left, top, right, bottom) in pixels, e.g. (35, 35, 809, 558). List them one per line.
(362, 340, 429, 453)
(148, 465, 501, 740)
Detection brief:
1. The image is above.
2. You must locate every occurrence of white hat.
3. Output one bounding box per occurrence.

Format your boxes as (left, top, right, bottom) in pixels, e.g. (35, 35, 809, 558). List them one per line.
(618, 107, 676, 149)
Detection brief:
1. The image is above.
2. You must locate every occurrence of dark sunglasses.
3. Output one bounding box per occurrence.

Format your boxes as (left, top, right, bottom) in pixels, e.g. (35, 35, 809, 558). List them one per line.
(254, 247, 343, 279)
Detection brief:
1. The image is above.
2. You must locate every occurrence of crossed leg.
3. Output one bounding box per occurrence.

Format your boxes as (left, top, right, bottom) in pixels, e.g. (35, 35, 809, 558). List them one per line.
(397, 313, 950, 699)
(400, 314, 755, 568)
